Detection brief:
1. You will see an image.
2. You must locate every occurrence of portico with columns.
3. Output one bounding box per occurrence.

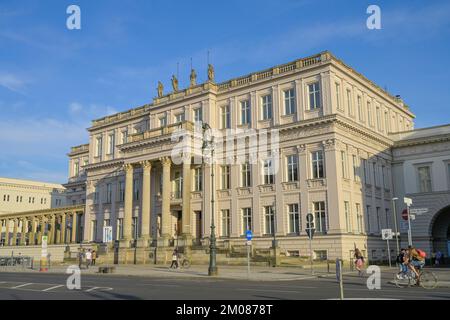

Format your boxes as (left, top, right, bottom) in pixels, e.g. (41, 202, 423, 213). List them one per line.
(0, 205, 85, 247)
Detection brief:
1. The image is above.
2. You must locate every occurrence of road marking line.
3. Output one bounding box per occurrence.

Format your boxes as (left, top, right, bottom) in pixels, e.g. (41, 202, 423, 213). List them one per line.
(237, 288, 313, 293)
(85, 286, 113, 292)
(42, 285, 64, 292)
(11, 283, 33, 289)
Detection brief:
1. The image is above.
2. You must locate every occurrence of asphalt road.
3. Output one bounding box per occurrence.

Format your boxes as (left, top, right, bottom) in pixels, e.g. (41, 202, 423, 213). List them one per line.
(0, 271, 449, 300)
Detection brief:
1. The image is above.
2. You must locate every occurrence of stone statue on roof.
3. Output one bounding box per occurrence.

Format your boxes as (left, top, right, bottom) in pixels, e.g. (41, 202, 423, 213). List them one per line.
(157, 81, 164, 98)
(171, 75, 179, 92)
(190, 68, 197, 87)
(207, 64, 215, 82)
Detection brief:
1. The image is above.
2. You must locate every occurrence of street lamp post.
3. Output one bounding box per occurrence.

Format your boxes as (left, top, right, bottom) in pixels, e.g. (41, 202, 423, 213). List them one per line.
(202, 123, 218, 276)
(271, 207, 278, 267)
(391, 197, 400, 255)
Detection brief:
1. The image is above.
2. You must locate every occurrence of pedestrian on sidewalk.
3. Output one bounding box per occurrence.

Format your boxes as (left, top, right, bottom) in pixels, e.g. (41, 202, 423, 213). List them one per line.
(354, 248, 364, 276)
(92, 250, 97, 266)
(170, 249, 179, 269)
(78, 249, 84, 269)
(435, 250, 442, 266)
(85, 249, 92, 269)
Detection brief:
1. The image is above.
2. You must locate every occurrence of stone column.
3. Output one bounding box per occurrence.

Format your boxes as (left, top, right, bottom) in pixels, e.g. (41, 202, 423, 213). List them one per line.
(55, 215, 61, 244)
(160, 157, 172, 242)
(323, 139, 345, 234)
(182, 160, 192, 241)
(49, 214, 56, 244)
(140, 160, 152, 245)
(30, 217, 36, 246)
(123, 163, 134, 245)
(60, 213, 66, 244)
(12, 218, 18, 246)
(71, 212, 78, 243)
(20, 218, 27, 246)
(37, 216, 44, 245)
(4, 218, 10, 245)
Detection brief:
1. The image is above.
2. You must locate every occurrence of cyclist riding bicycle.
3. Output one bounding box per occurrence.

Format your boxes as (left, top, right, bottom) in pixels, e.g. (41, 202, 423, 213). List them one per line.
(396, 248, 408, 279)
(407, 246, 426, 285)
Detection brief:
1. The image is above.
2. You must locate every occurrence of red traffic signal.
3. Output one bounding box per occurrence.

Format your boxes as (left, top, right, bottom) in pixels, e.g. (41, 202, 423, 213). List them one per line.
(402, 209, 408, 221)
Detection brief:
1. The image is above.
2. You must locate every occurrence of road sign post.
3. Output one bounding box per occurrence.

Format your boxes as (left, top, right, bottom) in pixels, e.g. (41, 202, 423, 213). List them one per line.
(382, 229, 393, 268)
(305, 213, 315, 275)
(40, 235, 48, 272)
(246, 230, 252, 279)
(404, 197, 413, 247)
(336, 258, 344, 300)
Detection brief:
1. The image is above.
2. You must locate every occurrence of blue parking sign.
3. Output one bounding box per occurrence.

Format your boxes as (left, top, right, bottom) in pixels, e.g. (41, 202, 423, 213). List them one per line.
(246, 230, 252, 241)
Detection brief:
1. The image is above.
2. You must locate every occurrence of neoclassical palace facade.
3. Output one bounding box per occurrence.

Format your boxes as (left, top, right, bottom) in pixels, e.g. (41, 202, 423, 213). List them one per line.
(61, 51, 416, 262)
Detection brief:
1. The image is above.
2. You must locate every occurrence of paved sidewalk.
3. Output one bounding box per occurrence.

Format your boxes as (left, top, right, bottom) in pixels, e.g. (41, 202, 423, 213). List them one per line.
(2, 264, 449, 285)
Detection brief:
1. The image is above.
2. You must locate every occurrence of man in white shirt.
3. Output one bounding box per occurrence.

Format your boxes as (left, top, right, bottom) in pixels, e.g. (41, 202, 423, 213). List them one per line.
(85, 249, 92, 269)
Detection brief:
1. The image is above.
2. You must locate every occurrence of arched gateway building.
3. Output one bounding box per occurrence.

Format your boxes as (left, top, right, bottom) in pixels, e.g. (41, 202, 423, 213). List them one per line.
(2, 51, 449, 264)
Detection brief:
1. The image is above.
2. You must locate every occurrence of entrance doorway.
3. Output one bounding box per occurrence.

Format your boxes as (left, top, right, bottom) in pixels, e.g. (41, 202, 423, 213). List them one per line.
(431, 205, 450, 264)
(195, 211, 202, 245)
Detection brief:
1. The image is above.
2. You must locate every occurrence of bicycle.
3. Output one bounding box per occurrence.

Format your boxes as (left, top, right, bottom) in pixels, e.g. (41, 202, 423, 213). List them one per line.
(393, 266, 437, 289)
(168, 254, 191, 269)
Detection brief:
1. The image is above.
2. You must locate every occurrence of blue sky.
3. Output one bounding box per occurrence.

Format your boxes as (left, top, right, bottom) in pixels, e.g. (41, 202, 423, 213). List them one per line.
(0, 0, 450, 183)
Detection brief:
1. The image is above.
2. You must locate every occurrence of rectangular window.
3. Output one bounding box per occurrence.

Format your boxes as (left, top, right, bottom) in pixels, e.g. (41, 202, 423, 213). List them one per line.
(261, 95, 272, 120)
(288, 204, 300, 234)
(385, 209, 390, 229)
(194, 168, 202, 191)
(346, 89, 353, 115)
(193, 108, 203, 123)
(362, 159, 369, 184)
(366, 205, 372, 233)
(175, 113, 185, 124)
(95, 136, 103, 158)
(335, 83, 342, 110)
(286, 155, 298, 182)
(119, 181, 125, 202)
(376, 106, 382, 131)
(242, 208, 252, 234)
(133, 179, 140, 201)
(284, 89, 296, 115)
(132, 217, 138, 239)
(356, 203, 363, 233)
(264, 206, 275, 235)
(308, 82, 321, 109)
(373, 162, 378, 187)
(353, 155, 358, 181)
(240, 100, 250, 125)
(311, 151, 324, 179)
(241, 162, 251, 187)
(117, 218, 124, 240)
(121, 129, 128, 144)
(159, 115, 167, 127)
(314, 201, 327, 233)
(418, 166, 432, 192)
(221, 165, 230, 189)
(344, 201, 351, 232)
(221, 105, 231, 129)
(221, 209, 230, 237)
(357, 96, 363, 121)
(367, 102, 372, 126)
(93, 187, 99, 204)
(263, 159, 274, 185)
(341, 151, 348, 178)
(384, 111, 390, 133)
(376, 207, 381, 232)
(74, 162, 79, 177)
(108, 133, 115, 155)
(106, 183, 112, 203)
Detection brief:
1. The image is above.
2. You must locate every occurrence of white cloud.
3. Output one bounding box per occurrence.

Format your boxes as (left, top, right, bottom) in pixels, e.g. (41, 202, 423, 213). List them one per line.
(0, 102, 118, 183)
(0, 72, 26, 93)
(69, 102, 83, 114)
